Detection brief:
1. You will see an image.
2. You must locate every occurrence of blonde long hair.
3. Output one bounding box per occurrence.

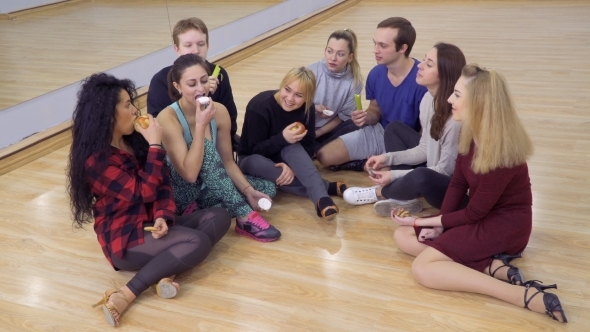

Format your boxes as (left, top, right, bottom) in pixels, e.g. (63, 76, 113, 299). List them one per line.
(274, 67, 316, 117)
(458, 64, 533, 174)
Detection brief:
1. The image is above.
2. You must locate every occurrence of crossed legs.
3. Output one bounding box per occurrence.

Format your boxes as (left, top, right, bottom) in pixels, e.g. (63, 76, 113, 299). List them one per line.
(393, 226, 564, 321)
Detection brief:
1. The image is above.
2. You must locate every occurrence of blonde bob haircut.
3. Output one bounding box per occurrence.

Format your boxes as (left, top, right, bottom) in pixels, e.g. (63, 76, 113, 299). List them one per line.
(458, 64, 533, 174)
(274, 67, 316, 117)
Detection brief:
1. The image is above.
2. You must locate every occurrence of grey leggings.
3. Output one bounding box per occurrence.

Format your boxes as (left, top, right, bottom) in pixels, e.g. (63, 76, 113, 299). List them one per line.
(238, 143, 329, 204)
(110, 207, 231, 296)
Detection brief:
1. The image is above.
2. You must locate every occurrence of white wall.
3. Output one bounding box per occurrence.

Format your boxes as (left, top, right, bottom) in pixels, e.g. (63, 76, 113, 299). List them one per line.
(0, 0, 65, 14)
(0, 0, 339, 149)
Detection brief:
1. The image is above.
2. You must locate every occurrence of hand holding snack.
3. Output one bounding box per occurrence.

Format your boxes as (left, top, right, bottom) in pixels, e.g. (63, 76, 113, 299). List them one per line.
(283, 122, 307, 143)
(195, 96, 216, 127)
(369, 170, 393, 187)
(367, 154, 387, 170)
(391, 207, 416, 226)
(134, 113, 162, 145)
(351, 109, 367, 127)
(208, 65, 221, 94)
(144, 218, 168, 239)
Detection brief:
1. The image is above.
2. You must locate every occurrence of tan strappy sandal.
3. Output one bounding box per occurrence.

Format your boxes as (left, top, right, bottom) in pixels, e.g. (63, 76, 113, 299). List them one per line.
(92, 289, 129, 327)
(155, 278, 178, 299)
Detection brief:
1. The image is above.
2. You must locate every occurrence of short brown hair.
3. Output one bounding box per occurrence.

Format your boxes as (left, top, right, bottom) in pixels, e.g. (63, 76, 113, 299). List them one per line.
(172, 17, 209, 47)
(377, 17, 416, 57)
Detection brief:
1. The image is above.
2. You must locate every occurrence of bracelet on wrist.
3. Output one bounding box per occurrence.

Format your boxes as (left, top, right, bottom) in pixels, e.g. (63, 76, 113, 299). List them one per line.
(149, 143, 163, 148)
(241, 185, 252, 194)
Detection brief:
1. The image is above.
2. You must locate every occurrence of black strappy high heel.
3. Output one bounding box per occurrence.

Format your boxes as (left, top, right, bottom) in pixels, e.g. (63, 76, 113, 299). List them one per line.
(488, 253, 525, 285)
(523, 280, 568, 323)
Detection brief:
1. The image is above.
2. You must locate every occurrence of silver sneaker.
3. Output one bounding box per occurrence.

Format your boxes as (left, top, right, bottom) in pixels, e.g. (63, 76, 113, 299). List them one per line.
(373, 198, 423, 217)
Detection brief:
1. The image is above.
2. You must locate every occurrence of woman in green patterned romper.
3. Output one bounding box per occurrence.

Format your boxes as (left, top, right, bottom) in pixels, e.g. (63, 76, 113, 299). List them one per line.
(157, 54, 281, 242)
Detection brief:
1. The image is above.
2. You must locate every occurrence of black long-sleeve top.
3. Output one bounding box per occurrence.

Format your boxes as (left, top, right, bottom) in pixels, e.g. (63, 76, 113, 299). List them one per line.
(147, 61, 238, 139)
(238, 90, 315, 163)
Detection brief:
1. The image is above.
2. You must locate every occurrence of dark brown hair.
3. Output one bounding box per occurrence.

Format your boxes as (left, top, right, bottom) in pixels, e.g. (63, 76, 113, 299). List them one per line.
(430, 43, 466, 140)
(377, 17, 416, 57)
(167, 54, 210, 101)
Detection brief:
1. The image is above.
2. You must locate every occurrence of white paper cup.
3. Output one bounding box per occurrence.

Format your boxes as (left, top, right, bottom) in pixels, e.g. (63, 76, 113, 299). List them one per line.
(322, 109, 334, 116)
(258, 198, 272, 211)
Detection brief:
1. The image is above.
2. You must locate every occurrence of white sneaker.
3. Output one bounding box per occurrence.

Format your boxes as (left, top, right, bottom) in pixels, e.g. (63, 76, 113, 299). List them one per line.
(373, 198, 423, 217)
(343, 186, 379, 205)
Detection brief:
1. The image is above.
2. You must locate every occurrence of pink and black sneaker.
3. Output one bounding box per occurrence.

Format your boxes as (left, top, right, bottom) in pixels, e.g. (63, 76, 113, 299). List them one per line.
(235, 211, 281, 242)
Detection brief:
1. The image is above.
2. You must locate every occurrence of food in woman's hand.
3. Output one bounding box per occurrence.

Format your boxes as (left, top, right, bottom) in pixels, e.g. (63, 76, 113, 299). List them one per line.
(135, 115, 150, 129)
(144, 226, 158, 232)
(322, 109, 334, 116)
(258, 198, 272, 211)
(290, 121, 306, 135)
(368, 167, 377, 178)
(197, 96, 210, 110)
(395, 208, 410, 218)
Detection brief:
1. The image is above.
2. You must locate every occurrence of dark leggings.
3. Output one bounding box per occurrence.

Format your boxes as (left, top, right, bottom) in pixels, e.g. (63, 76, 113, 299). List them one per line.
(110, 207, 231, 296)
(380, 167, 451, 209)
(383, 121, 424, 170)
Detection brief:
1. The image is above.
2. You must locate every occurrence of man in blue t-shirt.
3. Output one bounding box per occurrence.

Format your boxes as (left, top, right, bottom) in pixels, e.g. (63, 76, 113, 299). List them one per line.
(316, 17, 427, 170)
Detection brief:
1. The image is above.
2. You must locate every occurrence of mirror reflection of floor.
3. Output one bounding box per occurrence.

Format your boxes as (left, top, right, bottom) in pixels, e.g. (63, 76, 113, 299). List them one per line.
(0, 0, 282, 110)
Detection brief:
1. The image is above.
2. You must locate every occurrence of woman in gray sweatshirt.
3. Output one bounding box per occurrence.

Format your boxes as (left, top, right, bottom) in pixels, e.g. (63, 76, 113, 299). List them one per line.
(307, 29, 363, 151)
(342, 43, 467, 216)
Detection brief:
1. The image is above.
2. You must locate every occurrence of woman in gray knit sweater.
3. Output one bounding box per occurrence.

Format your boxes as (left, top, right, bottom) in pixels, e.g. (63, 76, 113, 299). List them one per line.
(307, 29, 363, 151)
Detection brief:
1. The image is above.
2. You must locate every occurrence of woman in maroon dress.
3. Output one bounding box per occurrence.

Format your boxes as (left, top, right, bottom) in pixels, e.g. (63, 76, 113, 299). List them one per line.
(392, 64, 567, 323)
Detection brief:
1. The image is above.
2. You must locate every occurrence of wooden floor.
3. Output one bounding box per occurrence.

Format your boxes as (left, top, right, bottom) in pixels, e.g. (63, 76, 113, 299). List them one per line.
(0, 0, 281, 110)
(1, 0, 589, 331)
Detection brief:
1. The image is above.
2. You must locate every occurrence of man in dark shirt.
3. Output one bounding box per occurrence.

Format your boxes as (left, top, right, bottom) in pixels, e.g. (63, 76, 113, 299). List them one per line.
(147, 17, 239, 146)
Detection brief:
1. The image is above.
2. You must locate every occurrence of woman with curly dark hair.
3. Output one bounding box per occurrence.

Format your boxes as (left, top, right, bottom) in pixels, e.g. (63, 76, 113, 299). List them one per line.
(67, 73, 230, 327)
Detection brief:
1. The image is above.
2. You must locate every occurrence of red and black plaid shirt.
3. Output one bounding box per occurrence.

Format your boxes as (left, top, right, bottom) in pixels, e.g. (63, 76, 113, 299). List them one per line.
(85, 146, 176, 269)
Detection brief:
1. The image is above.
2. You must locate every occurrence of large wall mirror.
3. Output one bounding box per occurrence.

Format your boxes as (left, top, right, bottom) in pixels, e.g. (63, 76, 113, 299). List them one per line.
(0, 0, 284, 112)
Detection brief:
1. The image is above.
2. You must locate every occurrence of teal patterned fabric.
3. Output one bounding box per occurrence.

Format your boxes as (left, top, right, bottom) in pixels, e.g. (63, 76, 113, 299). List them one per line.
(167, 102, 276, 217)
(168, 138, 276, 217)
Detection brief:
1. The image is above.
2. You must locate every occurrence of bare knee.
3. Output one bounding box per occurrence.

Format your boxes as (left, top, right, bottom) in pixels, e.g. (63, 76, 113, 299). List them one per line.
(316, 139, 348, 166)
(411, 254, 431, 287)
(393, 226, 417, 255)
(316, 147, 330, 166)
